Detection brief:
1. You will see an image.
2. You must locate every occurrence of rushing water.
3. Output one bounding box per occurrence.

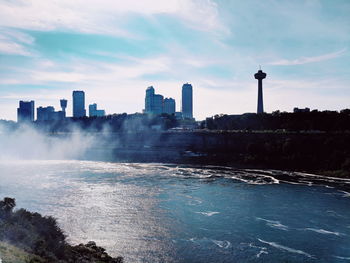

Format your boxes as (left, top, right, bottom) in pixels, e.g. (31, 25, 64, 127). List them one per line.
(1, 160, 350, 263)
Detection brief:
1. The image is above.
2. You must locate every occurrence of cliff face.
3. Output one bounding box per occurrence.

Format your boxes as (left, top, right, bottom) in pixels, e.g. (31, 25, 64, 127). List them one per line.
(86, 131, 350, 176)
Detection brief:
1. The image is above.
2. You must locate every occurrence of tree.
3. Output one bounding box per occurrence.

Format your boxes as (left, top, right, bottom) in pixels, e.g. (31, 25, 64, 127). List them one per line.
(0, 197, 16, 213)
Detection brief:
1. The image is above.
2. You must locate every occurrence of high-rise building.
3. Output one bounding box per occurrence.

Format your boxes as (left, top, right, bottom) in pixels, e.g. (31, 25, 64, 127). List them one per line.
(72, 91, 86, 118)
(181, 83, 193, 119)
(37, 106, 55, 121)
(153, 94, 163, 115)
(163, 98, 176, 115)
(17, 100, 34, 122)
(37, 105, 65, 121)
(60, 99, 67, 118)
(144, 86, 165, 115)
(89, 103, 105, 117)
(145, 86, 155, 113)
(254, 69, 266, 114)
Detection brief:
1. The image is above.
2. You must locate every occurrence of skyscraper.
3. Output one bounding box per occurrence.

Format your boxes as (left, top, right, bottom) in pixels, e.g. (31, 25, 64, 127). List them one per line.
(153, 94, 164, 114)
(163, 98, 176, 115)
(181, 83, 193, 119)
(145, 86, 155, 113)
(72, 91, 86, 118)
(17, 100, 34, 122)
(254, 68, 266, 114)
(144, 86, 165, 115)
(37, 106, 55, 121)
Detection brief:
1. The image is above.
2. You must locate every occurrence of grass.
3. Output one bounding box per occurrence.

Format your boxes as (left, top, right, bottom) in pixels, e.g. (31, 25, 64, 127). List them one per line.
(0, 241, 45, 263)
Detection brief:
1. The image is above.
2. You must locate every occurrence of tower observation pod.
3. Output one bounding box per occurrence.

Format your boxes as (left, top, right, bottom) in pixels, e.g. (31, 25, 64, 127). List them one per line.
(254, 68, 267, 114)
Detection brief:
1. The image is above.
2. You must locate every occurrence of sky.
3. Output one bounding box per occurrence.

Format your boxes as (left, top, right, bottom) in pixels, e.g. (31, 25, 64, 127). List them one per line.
(0, 0, 349, 121)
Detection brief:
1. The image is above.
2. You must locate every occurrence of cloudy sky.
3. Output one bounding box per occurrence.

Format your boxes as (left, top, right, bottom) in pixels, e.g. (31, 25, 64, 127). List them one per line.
(0, 0, 349, 120)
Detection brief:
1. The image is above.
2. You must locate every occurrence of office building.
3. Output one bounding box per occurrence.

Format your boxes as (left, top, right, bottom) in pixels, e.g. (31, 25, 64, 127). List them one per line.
(72, 91, 86, 118)
(163, 98, 176, 115)
(153, 94, 163, 115)
(254, 68, 267, 114)
(144, 86, 165, 115)
(89, 103, 105, 117)
(17, 100, 34, 122)
(37, 106, 55, 121)
(37, 105, 65, 121)
(145, 86, 155, 113)
(181, 83, 193, 119)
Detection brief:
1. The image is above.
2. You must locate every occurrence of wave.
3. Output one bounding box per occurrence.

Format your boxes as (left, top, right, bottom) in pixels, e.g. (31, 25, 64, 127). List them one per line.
(304, 228, 344, 236)
(256, 217, 289, 231)
(339, 191, 350, 198)
(334, 256, 350, 260)
(188, 238, 231, 249)
(249, 243, 268, 258)
(258, 239, 313, 258)
(2, 160, 349, 192)
(196, 211, 220, 216)
(212, 240, 231, 249)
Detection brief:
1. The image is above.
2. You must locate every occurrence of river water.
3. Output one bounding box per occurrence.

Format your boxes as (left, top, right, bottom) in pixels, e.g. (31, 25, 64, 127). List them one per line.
(0, 160, 350, 263)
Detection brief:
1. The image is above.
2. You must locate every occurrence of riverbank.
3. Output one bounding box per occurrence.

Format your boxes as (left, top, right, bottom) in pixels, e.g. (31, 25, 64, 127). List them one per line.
(84, 131, 350, 179)
(0, 197, 123, 263)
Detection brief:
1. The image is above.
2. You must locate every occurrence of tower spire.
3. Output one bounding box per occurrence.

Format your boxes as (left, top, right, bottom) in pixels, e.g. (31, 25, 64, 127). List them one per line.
(254, 68, 267, 114)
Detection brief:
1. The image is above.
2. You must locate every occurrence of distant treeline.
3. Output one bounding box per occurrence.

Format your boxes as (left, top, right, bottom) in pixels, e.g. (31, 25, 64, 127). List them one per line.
(203, 109, 350, 131)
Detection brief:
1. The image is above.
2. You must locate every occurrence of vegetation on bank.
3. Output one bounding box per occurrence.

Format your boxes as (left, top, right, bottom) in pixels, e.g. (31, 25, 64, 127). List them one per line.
(203, 110, 350, 132)
(0, 197, 123, 263)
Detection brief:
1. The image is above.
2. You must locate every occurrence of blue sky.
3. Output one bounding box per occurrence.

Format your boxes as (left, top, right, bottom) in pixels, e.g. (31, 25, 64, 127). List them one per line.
(0, 0, 349, 120)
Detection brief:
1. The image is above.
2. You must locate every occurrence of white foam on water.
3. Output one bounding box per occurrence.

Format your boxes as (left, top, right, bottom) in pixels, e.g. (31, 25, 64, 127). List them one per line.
(304, 228, 344, 236)
(258, 239, 313, 258)
(196, 211, 220, 216)
(249, 243, 268, 258)
(295, 172, 350, 182)
(212, 240, 231, 249)
(339, 191, 350, 198)
(256, 249, 268, 258)
(256, 217, 289, 231)
(334, 256, 350, 260)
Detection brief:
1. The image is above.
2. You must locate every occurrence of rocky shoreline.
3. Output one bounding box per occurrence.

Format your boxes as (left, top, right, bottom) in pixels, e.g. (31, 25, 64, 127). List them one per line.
(0, 197, 123, 263)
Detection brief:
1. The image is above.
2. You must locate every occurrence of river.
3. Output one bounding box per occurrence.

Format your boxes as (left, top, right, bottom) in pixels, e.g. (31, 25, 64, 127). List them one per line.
(0, 160, 350, 262)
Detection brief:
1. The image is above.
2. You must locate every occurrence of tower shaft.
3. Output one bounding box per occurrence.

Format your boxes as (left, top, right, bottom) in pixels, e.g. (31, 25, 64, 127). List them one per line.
(257, 79, 264, 114)
(254, 69, 266, 114)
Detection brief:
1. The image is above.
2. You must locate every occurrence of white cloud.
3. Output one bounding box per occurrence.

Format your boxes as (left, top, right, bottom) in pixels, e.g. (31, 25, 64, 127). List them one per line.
(268, 48, 347, 66)
(0, 28, 34, 56)
(0, 0, 228, 36)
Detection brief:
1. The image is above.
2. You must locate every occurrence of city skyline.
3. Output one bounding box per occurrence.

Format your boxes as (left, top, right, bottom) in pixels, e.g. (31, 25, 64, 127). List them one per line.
(0, 1, 349, 120)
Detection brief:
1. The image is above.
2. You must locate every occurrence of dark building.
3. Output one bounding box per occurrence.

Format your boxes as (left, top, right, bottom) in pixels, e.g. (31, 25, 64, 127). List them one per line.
(89, 103, 105, 117)
(37, 105, 65, 121)
(182, 83, 193, 119)
(37, 106, 54, 121)
(72, 91, 86, 118)
(163, 98, 176, 115)
(17, 100, 34, 122)
(144, 86, 165, 115)
(254, 69, 267, 114)
(60, 99, 67, 118)
(294, 107, 310, 113)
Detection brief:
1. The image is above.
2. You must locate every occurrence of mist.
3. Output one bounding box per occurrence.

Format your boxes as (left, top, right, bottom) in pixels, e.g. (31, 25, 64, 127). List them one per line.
(0, 123, 97, 161)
